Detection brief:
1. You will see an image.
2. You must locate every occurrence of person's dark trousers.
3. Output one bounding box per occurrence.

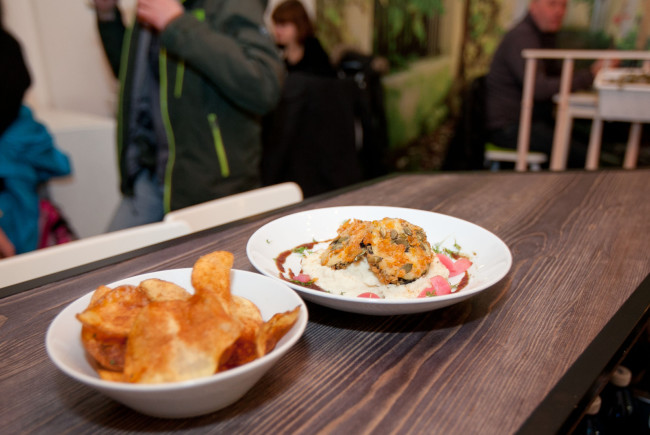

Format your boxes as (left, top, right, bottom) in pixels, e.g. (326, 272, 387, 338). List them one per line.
(488, 120, 588, 169)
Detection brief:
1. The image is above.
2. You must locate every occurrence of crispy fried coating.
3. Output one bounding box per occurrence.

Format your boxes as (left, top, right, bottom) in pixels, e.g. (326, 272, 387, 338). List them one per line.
(319, 217, 433, 285)
(320, 219, 371, 269)
(365, 218, 433, 284)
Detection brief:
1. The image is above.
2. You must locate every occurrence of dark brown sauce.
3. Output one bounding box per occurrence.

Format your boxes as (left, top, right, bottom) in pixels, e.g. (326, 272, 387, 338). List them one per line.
(456, 271, 470, 292)
(275, 251, 291, 274)
(276, 241, 326, 292)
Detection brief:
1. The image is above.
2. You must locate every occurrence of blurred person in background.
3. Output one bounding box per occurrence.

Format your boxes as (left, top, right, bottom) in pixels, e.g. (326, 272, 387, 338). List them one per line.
(0, 1, 72, 256)
(270, 0, 335, 77)
(262, 0, 365, 197)
(0, 106, 72, 256)
(92, 0, 284, 231)
(485, 0, 609, 168)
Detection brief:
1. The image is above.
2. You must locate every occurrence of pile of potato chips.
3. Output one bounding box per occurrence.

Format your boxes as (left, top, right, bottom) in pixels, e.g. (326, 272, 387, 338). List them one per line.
(76, 251, 300, 383)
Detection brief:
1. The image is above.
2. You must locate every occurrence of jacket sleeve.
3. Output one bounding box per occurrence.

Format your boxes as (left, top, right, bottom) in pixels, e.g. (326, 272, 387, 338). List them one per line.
(159, 0, 285, 115)
(97, 7, 127, 78)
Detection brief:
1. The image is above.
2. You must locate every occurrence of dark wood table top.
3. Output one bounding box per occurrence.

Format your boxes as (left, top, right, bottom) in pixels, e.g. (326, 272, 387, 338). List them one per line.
(1, 170, 649, 434)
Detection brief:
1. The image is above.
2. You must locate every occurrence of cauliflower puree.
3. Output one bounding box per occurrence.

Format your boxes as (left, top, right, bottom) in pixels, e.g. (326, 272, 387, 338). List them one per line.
(301, 249, 449, 299)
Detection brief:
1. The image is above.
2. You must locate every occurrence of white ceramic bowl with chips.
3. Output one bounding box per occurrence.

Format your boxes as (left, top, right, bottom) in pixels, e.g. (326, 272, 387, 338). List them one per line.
(45, 268, 308, 418)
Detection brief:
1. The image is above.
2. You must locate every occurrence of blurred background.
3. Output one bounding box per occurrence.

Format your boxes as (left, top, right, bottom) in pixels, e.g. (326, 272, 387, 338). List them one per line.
(3, 0, 648, 237)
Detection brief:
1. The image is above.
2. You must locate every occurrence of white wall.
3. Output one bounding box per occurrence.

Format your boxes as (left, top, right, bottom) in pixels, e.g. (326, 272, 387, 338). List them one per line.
(3, 0, 137, 117)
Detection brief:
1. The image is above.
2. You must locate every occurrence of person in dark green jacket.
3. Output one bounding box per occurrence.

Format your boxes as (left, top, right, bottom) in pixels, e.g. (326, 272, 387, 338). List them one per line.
(93, 0, 284, 231)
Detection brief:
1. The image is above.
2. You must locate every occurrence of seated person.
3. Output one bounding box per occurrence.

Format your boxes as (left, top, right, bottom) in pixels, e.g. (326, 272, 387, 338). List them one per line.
(485, 0, 606, 168)
(271, 0, 335, 77)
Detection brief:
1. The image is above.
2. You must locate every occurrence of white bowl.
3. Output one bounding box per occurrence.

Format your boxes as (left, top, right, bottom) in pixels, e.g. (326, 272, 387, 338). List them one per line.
(46, 268, 308, 418)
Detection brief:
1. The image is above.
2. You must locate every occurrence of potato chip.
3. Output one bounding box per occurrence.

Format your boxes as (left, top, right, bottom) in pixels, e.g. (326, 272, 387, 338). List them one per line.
(97, 368, 125, 382)
(256, 306, 301, 356)
(88, 285, 113, 307)
(76, 285, 149, 337)
(138, 278, 191, 302)
(77, 251, 301, 384)
(123, 253, 241, 383)
(80, 326, 127, 371)
(220, 296, 264, 370)
(123, 295, 241, 383)
(191, 251, 233, 312)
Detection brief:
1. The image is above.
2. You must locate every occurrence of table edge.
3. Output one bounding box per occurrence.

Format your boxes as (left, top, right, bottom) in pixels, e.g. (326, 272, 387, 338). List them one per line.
(517, 272, 650, 434)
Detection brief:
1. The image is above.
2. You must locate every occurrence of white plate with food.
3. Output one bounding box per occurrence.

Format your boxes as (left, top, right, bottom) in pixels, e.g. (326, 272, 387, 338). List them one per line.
(46, 251, 308, 418)
(246, 206, 512, 315)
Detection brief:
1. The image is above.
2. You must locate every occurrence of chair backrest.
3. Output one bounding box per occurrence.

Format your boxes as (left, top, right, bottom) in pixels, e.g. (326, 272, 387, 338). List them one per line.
(163, 182, 303, 233)
(0, 220, 191, 288)
(442, 75, 488, 170)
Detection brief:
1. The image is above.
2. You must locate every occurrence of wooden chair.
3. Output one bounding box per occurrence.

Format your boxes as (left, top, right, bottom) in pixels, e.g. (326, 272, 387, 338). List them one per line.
(163, 182, 303, 233)
(0, 220, 191, 288)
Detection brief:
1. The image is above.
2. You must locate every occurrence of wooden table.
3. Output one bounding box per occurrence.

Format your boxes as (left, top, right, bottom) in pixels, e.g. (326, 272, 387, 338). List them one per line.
(1, 170, 649, 434)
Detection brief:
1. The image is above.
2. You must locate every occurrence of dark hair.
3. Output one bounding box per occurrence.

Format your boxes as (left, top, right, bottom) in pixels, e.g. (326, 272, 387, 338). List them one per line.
(271, 0, 314, 43)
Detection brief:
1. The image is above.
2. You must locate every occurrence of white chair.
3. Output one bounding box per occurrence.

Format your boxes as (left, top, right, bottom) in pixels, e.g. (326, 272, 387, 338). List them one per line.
(164, 182, 303, 233)
(0, 220, 191, 288)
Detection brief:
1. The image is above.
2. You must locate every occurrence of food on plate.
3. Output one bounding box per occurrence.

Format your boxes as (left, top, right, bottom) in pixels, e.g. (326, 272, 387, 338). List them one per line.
(362, 218, 434, 284)
(138, 278, 191, 302)
(319, 219, 371, 269)
(76, 251, 301, 383)
(276, 217, 473, 299)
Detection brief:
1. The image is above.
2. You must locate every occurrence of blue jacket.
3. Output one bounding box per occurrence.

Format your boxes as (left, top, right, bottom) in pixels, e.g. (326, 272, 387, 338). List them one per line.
(0, 106, 71, 254)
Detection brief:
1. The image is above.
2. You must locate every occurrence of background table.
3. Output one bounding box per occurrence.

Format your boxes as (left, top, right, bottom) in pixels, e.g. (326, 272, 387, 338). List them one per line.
(1, 170, 648, 434)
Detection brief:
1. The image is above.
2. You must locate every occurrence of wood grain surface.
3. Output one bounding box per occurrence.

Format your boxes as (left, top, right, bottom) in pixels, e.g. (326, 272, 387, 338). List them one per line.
(1, 170, 648, 435)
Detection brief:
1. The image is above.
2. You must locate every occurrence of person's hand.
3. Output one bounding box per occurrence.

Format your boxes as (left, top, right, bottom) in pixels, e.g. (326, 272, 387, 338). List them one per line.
(0, 228, 15, 258)
(93, 0, 119, 21)
(137, 0, 184, 32)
